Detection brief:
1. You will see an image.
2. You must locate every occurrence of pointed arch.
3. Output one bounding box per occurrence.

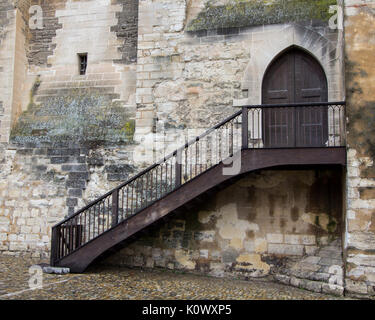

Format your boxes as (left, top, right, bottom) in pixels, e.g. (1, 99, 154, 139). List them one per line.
(262, 46, 328, 104)
(240, 24, 344, 104)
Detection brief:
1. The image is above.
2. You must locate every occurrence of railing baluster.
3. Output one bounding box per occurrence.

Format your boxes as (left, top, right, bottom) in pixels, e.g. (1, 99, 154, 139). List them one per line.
(230, 121, 234, 155)
(88, 208, 91, 242)
(196, 139, 199, 177)
(154, 167, 158, 203)
(121, 188, 124, 221)
(126, 185, 129, 218)
(333, 106, 337, 147)
(58, 226, 62, 260)
(160, 164, 163, 197)
(83, 211, 86, 244)
(50, 227, 58, 265)
(69, 219, 73, 253)
(171, 159, 174, 190)
(145, 172, 149, 206)
(101, 201, 104, 234)
(242, 107, 249, 150)
(184, 147, 188, 182)
(166, 163, 169, 193)
(61, 225, 65, 257)
(112, 189, 119, 228)
(189, 146, 192, 180)
(176, 152, 182, 187)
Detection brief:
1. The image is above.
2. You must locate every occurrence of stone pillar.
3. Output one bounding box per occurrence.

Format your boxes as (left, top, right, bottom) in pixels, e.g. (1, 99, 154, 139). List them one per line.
(0, 2, 17, 143)
(344, 0, 375, 298)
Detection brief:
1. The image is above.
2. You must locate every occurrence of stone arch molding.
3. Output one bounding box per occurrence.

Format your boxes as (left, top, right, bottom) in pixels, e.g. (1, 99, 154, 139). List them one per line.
(239, 24, 345, 105)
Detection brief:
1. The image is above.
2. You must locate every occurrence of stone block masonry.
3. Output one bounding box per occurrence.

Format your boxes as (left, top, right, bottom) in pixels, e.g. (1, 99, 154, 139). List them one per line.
(27, 0, 64, 67)
(274, 239, 344, 296)
(0, 141, 138, 258)
(111, 0, 139, 65)
(344, 0, 375, 298)
(0, 0, 141, 258)
(101, 169, 344, 286)
(0, 0, 17, 143)
(134, 0, 345, 165)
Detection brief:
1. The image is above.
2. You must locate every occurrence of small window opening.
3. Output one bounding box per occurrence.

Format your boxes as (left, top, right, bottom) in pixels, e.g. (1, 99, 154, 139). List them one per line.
(78, 53, 88, 75)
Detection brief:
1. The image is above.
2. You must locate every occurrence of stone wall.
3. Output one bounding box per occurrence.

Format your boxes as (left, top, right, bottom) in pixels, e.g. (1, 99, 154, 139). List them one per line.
(134, 0, 345, 165)
(0, 0, 30, 143)
(11, 2, 29, 131)
(102, 169, 344, 294)
(344, 0, 375, 298)
(0, 0, 17, 143)
(26, 0, 138, 113)
(0, 141, 139, 258)
(0, 0, 141, 257)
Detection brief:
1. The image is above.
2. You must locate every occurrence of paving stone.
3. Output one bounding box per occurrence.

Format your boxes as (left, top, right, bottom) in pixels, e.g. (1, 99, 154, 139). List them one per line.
(274, 274, 290, 285)
(318, 258, 342, 266)
(322, 283, 344, 296)
(304, 280, 322, 293)
(302, 256, 321, 264)
(0, 255, 351, 300)
(310, 273, 331, 282)
(296, 262, 321, 272)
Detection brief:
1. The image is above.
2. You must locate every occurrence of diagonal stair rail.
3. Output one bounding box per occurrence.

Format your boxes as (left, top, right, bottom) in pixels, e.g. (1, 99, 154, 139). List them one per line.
(50, 110, 244, 265)
(50, 101, 345, 267)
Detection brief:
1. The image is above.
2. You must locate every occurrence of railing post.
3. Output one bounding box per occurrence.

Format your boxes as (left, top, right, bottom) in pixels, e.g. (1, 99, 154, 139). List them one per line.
(112, 189, 119, 227)
(175, 150, 182, 187)
(229, 121, 234, 156)
(50, 226, 58, 266)
(242, 107, 248, 150)
(341, 103, 346, 147)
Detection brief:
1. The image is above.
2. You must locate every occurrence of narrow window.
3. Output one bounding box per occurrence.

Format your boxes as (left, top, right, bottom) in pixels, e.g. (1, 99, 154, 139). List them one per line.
(78, 53, 88, 75)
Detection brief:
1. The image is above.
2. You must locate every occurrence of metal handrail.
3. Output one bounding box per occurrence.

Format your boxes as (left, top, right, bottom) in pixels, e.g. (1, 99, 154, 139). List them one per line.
(240, 101, 346, 108)
(52, 110, 243, 228)
(51, 101, 346, 265)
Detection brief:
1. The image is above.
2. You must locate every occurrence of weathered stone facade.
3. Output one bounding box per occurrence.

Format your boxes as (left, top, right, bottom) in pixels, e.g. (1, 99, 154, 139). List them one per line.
(0, 0, 374, 298)
(0, 0, 140, 258)
(102, 169, 345, 295)
(344, 0, 375, 298)
(133, 0, 345, 163)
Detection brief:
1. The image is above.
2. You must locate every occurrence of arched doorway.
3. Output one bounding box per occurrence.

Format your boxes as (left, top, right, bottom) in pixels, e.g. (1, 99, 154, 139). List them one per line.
(262, 48, 328, 148)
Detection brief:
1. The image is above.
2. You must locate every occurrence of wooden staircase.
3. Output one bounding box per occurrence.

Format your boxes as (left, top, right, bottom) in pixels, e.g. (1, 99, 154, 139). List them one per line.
(50, 102, 346, 272)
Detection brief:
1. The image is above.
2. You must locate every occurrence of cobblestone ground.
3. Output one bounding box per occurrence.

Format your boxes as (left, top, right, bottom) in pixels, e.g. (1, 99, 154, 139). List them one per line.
(0, 256, 349, 300)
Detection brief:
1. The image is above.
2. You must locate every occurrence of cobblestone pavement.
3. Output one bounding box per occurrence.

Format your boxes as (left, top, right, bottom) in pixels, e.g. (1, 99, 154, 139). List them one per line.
(0, 255, 350, 300)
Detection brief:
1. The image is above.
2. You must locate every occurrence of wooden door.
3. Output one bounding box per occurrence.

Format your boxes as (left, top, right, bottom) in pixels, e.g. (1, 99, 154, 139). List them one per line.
(262, 48, 328, 148)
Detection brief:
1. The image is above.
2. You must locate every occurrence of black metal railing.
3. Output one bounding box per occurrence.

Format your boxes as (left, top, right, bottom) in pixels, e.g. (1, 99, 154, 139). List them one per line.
(50, 101, 345, 265)
(242, 101, 346, 149)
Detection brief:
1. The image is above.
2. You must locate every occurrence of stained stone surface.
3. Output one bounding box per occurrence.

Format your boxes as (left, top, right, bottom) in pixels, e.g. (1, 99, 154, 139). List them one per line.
(274, 239, 345, 296)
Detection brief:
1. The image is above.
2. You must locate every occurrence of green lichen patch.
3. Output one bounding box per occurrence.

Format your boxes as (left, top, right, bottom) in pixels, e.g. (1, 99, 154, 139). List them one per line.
(187, 0, 337, 32)
(10, 88, 135, 147)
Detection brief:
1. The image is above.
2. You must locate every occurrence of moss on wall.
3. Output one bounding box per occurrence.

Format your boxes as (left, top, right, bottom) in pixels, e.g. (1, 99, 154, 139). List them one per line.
(10, 88, 135, 147)
(187, 0, 337, 31)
